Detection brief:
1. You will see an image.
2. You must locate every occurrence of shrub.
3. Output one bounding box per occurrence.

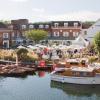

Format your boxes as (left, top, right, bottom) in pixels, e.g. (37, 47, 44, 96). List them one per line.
(88, 56, 97, 64)
(4, 56, 16, 61)
(21, 55, 37, 62)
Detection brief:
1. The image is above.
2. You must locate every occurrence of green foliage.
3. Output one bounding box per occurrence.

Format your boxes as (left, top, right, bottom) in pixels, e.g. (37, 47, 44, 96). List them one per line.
(88, 56, 97, 64)
(4, 56, 16, 61)
(82, 21, 95, 26)
(21, 55, 37, 62)
(0, 20, 11, 24)
(33, 22, 50, 24)
(25, 29, 48, 43)
(94, 32, 100, 56)
(16, 48, 28, 60)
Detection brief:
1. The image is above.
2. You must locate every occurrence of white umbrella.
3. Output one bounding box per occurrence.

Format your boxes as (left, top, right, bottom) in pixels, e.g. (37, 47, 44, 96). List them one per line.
(27, 45, 38, 50)
(35, 44, 47, 48)
(42, 55, 49, 59)
(51, 56, 59, 60)
(58, 45, 67, 49)
(68, 45, 85, 50)
(17, 45, 26, 49)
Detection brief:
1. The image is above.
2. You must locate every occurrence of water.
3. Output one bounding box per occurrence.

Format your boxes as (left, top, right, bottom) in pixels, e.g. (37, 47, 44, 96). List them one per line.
(0, 71, 100, 100)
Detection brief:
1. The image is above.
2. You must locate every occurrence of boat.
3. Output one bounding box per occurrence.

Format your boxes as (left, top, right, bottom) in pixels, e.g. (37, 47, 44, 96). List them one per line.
(50, 66, 100, 84)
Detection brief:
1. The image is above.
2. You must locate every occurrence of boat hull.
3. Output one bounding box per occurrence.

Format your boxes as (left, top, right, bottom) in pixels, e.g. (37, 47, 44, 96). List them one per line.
(51, 74, 100, 85)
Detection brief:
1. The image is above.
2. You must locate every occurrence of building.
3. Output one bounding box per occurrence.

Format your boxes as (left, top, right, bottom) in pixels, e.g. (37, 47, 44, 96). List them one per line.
(11, 19, 29, 45)
(10, 19, 83, 46)
(84, 19, 100, 42)
(48, 21, 82, 44)
(0, 22, 13, 48)
(81, 22, 92, 37)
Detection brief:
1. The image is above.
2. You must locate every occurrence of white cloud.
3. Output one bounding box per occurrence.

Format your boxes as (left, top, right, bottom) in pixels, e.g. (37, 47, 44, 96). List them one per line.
(10, 0, 28, 2)
(32, 8, 45, 14)
(32, 11, 100, 22)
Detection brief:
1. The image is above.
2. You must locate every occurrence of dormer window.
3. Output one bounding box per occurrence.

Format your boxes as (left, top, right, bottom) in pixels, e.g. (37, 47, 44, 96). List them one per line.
(39, 25, 44, 28)
(74, 23, 78, 27)
(54, 23, 59, 27)
(29, 25, 34, 29)
(64, 23, 68, 27)
(45, 25, 49, 28)
(22, 25, 26, 29)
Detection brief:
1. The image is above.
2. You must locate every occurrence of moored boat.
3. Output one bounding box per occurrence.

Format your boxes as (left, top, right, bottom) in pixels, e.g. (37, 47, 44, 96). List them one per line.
(50, 66, 100, 85)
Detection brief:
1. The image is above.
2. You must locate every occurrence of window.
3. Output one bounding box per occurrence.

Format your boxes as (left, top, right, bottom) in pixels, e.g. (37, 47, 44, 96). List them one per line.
(54, 23, 59, 27)
(39, 25, 44, 28)
(64, 23, 68, 27)
(80, 72, 88, 77)
(17, 33, 20, 38)
(45, 25, 49, 28)
(63, 32, 69, 37)
(73, 32, 79, 37)
(3, 33, 9, 38)
(84, 31, 87, 35)
(22, 32, 25, 37)
(29, 25, 34, 29)
(22, 25, 26, 29)
(12, 32, 15, 38)
(72, 72, 79, 76)
(74, 23, 78, 27)
(54, 32, 59, 37)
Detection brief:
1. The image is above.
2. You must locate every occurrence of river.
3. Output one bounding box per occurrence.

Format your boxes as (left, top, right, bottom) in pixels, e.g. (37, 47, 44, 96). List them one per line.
(0, 71, 100, 100)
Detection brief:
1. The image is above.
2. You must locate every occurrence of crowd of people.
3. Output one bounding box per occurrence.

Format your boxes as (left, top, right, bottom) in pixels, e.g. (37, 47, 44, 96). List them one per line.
(33, 47, 85, 61)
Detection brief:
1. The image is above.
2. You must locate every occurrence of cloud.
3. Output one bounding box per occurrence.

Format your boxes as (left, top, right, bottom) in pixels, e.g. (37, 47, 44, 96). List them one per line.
(9, 0, 28, 2)
(32, 8, 45, 14)
(32, 11, 100, 22)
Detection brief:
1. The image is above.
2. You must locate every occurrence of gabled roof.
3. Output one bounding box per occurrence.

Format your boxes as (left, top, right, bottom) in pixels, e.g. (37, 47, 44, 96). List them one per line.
(73, 35, 89, 47)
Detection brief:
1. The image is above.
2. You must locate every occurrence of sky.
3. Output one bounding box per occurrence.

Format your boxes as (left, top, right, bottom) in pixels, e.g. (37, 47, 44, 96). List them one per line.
(0, 0, 100, 22)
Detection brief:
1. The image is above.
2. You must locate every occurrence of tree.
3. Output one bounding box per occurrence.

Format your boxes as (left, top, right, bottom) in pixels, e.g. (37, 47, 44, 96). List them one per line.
(25, 30, 48, 43)
(16, 48, 28, 61)
(94, 32, 100, 61)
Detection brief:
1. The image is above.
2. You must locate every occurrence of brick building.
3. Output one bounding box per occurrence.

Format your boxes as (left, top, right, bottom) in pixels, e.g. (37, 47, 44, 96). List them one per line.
(11, 19, 29, 45)
(10, 19, 83, 46)
(48, 21, 82, 44)
(0, 22, 13, 48)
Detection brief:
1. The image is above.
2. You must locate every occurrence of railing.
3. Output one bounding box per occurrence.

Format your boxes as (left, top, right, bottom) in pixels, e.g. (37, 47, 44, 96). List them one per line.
(51, 26, 82, 29)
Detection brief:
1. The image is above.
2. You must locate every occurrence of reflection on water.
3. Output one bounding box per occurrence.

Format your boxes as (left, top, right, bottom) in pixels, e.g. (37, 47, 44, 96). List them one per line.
(50, 81, 100, 97)
(0, 72, 100, 100)
(38, 71, 46, 77)
(35, 71, 50, 78)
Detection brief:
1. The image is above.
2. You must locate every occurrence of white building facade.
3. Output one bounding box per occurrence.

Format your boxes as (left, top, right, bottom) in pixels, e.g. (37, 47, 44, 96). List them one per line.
(85, 19, 100, 42)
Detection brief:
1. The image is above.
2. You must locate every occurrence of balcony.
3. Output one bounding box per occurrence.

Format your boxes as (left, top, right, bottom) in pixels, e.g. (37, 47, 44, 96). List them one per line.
(47, 35, 75, 40)
(52, 26, 82, 29)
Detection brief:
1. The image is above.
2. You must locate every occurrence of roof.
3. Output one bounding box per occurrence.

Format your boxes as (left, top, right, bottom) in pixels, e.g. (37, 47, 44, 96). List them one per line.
(71, 67, 94, 72)
(73, 35, 89, 47)
(51, 21, 81, 27)
(82, 23, 93, 29)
